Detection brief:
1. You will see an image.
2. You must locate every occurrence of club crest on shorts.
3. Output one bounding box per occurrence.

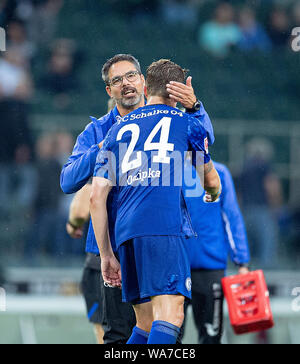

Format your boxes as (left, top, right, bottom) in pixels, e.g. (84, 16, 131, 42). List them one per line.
(185, 277, 192, 292)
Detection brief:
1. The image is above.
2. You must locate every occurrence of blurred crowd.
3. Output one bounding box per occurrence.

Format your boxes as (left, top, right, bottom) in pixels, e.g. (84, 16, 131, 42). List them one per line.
(0, 0, 299, 266)
(108, 0, 300, 56)
(0, 128, 85, 263)
(158, 0, 300, 56)
(197, 1, 300, 57)
(0, 0, 85, 263)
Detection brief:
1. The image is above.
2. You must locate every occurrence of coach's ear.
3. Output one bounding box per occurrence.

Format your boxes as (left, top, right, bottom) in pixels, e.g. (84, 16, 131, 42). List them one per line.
(144, 85, 148, 99)
(106, 85, 112, 98)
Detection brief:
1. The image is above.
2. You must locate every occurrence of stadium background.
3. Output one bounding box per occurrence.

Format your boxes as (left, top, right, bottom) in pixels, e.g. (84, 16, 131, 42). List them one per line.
(0, 0, 300, 344)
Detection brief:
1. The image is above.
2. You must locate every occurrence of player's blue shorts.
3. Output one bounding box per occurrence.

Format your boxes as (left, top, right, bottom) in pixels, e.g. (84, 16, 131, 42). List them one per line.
(117, 235, 192, 305)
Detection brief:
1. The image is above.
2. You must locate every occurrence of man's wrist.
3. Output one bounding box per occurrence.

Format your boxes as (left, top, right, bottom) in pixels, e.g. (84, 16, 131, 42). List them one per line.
(185, 99, 202, 113)
(100, 252, 114, 260)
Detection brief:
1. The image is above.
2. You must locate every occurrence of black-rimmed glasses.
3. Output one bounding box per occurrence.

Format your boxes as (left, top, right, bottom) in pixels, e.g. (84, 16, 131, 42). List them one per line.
(108, 71, 141, 87)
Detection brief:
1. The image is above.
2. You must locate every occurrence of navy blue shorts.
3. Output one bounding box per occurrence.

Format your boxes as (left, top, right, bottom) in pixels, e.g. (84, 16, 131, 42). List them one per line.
(118, 236, 192, 304)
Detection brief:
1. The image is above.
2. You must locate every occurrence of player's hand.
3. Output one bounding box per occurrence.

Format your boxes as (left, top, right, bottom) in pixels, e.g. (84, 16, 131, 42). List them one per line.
(238, 266, 250, 275)
(101, 255, 122, 289)
(205, 191, 220, 203)
(66, 222, 84, 239)
(166, 76, 197, 109)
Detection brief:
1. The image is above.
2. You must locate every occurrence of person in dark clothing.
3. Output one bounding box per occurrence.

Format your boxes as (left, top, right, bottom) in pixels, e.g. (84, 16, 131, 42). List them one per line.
(239, 138, 282, 268)
(267, 8, 291, 48)
(25, 134, 63, 260)
(0, 48, 34, 216)
(40, 39, 80, 110)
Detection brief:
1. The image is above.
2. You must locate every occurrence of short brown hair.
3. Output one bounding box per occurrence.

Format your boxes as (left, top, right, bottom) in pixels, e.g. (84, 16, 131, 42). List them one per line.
(102, 54, 141, 85)
(146, 59, 187, 98)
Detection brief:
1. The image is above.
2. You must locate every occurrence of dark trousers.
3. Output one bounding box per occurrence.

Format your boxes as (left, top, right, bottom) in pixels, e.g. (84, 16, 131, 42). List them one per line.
(183, 269, 225, 344)
(100, 271, 136, 344)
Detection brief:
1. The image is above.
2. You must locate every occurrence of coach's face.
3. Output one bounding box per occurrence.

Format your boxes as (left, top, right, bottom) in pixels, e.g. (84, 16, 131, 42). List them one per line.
(106, 61, 145, 109)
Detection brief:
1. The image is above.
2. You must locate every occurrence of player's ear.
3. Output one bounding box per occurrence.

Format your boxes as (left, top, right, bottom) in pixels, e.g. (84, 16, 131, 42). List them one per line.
(106, 86, 112, 98)
(144, 86, 148, 99)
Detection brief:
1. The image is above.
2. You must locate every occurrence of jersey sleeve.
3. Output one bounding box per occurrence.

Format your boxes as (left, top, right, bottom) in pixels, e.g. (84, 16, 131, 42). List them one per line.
(187, 115, 211, 166)
(186, 102, 215, 146)
(220, 166, 251, 266)
(60, 122, 102, 194)
(94, 127, 115, 182)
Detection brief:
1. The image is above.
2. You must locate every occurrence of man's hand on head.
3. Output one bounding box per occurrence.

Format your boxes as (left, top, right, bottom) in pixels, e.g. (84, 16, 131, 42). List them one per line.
(166, 76, 197, 109)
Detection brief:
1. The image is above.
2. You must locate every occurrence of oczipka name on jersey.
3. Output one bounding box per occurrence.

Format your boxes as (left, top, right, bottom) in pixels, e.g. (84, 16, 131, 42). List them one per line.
(117, 108, 184, 124)
(96, 149, 206, 196)
(127, 168, 161, 185)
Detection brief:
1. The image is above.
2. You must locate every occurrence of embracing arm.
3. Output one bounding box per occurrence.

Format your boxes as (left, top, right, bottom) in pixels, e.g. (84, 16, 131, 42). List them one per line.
(60, 122, 103, 194)
(61, 144, 101, 194)
(195, 160, 222, 203)
(188, 114, 220, 202)
(204, 161, 222, 202)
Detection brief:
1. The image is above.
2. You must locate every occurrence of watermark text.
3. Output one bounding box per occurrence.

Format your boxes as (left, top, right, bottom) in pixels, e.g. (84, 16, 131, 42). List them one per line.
(0, 27, 6, 52)
(291, 27, 300, 52)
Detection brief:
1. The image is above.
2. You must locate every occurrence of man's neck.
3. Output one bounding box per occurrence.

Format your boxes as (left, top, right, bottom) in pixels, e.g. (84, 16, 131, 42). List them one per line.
(117, 100, 145, 117)
(147, 96, 177, 108)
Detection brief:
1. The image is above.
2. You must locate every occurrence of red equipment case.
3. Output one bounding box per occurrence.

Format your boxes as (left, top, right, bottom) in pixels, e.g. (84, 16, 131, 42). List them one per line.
(222, 270, 274, 335)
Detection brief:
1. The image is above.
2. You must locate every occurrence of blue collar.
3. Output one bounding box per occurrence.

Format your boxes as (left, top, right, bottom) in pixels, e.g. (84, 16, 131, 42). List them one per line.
(112, 106, 121, 120)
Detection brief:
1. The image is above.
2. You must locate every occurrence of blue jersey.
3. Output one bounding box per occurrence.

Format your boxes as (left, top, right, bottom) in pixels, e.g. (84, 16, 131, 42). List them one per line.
(60, 104, 214, 255)
(61, 107, 121, 254)
(94, 104, 211, 249)
(60, 107, 121, 194)
(183, 162, 250, 270)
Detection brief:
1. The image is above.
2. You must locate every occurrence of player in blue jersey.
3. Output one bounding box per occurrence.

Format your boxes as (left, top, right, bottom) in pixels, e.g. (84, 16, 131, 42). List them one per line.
(61, 54, 215, 344)
(62, 55, 146, 344)
(90, 59, 221, 345)
(183, 160, 250, 344)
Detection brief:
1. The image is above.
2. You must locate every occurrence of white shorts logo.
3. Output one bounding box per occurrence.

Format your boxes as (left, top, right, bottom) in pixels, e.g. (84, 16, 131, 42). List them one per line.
(185, 278, 192, 292)
(205, 323, 219, 337)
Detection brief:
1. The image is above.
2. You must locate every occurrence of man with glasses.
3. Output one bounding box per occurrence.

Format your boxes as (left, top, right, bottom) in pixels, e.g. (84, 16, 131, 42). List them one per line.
(90, 59, 221, 344)
(61, 54, 214, 344)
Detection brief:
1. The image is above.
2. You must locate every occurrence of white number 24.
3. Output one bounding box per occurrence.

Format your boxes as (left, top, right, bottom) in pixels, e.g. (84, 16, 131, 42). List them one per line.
(116, 117, 175, 173)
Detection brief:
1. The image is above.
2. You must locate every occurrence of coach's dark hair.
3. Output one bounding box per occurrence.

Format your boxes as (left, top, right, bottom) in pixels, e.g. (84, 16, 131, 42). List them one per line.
(102, 54, 142, 85)
(146, 59, 188, 99)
